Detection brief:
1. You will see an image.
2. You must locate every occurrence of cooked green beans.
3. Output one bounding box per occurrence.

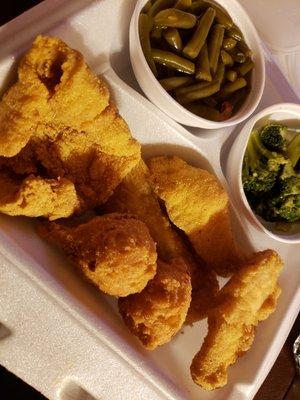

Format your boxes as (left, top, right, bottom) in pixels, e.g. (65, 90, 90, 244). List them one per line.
(176, 80, 220, 103)
(159, 76, 194, 91)
(222, 37, 237, 50)
(220, 49, 233, 66)
(208, 24, 225, 74)
(183, 7, 216, 59)
(152, 49, 195, 74)
(164, 28, 183, 51)
(139, 0, 254, 121)
(174, 0, 192, 10)
(195, 42, 212, 81)
(139, 14, 158, 76)
(154, 8, 197, 29)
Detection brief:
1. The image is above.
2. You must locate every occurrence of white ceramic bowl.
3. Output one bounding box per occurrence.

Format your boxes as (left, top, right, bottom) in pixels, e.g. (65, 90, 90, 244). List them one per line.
(227, 103, 300, 243)
(130, 0, 265, 129)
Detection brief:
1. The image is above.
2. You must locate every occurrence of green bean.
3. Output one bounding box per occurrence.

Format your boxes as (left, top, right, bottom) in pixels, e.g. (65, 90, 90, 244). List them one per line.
(228, 87, 248, 109)
(220, 50, 233, 66)
(174, 0, 192, 10)
(214, 62, 225, 84)
(190, 0, 233, 28)
(208, 24, 225, 74)
(164, 28, 183, 51)
(175, 80, 212, 95)
(220, 77, 247, 96)
(186, 102, 222, 121)
(152, 48, 195, 74)
(147, 0, 176, 18)
(159, 76, 194, 91)
(202, 95, 218, 107)
(153, 8, 197, 29)
(237, 40, 252, 57)
(222, 37, 237, 51)
(183, 7, 216, 59)
(232, 50, 246, 64)
(142, 0, 152, 13)
(227, 25, 243, 41)
(176, 80, 220, 103)
(150, 26, 163, 41)
(139, 14, 158, 76)
(225, 70, 237, 82)
(235, 60, 254, 76)
(195, 42, 212, 81)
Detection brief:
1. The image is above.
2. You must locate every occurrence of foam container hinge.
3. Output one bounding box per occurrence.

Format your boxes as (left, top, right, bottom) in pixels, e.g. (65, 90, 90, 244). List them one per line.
(0, 1, 299, 399)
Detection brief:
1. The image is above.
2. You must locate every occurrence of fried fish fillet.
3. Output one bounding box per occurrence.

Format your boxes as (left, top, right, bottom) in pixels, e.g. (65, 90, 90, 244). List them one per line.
(105, 160, 219, 323)
(0, 35, 140, 218)
(190, 250, 283, 390)
(0, 172, 79, 220)
(119, 257, 191, 350)
(40, 214, 157, 297)
(148, 156, 243, 276)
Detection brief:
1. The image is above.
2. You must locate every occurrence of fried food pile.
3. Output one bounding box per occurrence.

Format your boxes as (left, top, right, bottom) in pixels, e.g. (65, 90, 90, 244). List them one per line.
(0, 35, 140, 219)
(0, 36, 283, 391)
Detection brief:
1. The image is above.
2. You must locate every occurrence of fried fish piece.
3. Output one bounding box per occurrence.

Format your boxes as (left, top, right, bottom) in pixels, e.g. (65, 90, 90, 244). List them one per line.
(0, 35, 140, 217)
(41, 214, 157, 297)
(190, 250, 283, 390)
(119, 257, 191, 350)
(0, 172, 79, 220)
(148, 156, 243, 276)
(105, 160, 218, 322)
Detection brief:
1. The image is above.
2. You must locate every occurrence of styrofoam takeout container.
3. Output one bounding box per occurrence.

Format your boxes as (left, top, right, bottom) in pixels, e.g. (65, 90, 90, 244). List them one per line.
(130, 0, 265, 129)
(0, 1, 299, 400)
(227, 102, 300, 243)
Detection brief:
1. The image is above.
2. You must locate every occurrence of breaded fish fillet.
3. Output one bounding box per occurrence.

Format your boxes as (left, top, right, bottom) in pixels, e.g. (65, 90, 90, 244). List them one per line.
(105, 160, 219, 322)
(148, 156, 243, 276)
(0, 36, 140, 217)
(190, 250, 283, 390)
(119, 257, 191, 350)
(40, 214, 157, 297)
(0, 172, 79, 220)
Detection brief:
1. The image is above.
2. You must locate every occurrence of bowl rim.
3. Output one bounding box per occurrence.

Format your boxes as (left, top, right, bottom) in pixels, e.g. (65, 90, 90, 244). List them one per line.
(130, 0, 266, 129)
(237, 102, 300, 243)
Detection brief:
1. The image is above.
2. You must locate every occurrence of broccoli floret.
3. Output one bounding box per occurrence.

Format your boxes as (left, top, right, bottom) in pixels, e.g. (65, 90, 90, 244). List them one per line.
(259, 123, 287, 152)
(242, 130, 286, 194)
(274, 195, 300, 222)
(279, 175, 300, 198)
(286, 133, 300, 169)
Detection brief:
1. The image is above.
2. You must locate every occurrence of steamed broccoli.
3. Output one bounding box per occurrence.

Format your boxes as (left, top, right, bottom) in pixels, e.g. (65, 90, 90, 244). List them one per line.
(286, 133, 300, 169)
(259, 123, 287, 151)
(242, 130, 286, 194)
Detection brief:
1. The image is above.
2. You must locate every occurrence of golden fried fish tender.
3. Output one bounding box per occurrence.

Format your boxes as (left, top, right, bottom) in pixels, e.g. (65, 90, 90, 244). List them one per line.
(0, 172, 78, 220)
(190, 250, 283, 390)
(148, 156, 243, 276)
(41, 214, 157, 297)
(0, 35, 140, 217)
(105, 160, 218, 322)
(119, 257, 191, 350)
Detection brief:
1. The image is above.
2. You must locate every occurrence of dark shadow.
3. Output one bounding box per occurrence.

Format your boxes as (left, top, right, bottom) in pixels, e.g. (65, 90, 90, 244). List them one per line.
(0, 322, 11, 340)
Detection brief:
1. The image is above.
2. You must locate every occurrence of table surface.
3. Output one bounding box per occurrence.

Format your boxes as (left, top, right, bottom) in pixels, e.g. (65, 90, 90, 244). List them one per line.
(0, 1, 299, 400)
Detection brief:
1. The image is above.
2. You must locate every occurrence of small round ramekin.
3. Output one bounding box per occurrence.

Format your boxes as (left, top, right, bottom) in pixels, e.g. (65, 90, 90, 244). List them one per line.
(130, 0, 265, 129)
(227, 103, 300, 243)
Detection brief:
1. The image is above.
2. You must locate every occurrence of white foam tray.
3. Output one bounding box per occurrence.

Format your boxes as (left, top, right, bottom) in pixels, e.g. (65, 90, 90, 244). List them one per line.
(0, 1, 299, 399)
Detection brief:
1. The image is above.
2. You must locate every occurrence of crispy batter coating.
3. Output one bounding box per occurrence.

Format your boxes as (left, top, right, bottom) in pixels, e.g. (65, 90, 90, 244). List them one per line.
(0, 35, 140, 218)
(119, 257, 191, 350)
(190, 250, 283, 390)
(105, 160, 218, 322)
(148, 156, 243, 276)
(0, 172, 79, 220)
(41, 214, 157, 297)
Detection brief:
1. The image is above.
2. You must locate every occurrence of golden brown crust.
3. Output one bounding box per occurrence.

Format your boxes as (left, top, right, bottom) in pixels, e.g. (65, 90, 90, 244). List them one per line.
(190, 250, 283, 390)
(119, 257, 191, 350)
(148, 156, 244, 276)
(0, 35, 140, 218)
(41, 214, 157, 297)
(105, 160, 219, 322)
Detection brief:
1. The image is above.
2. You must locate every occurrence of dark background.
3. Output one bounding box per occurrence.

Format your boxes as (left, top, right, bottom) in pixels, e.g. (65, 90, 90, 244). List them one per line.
(0, 1, 299, 399)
